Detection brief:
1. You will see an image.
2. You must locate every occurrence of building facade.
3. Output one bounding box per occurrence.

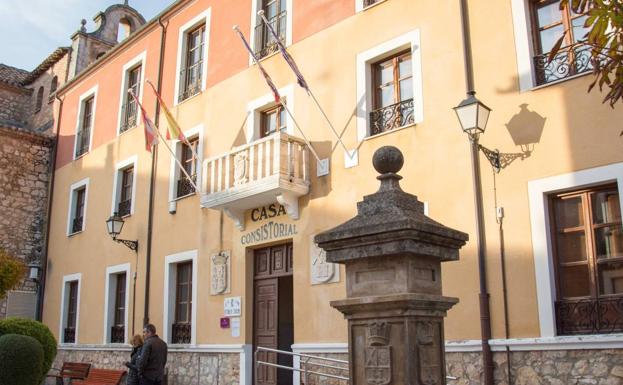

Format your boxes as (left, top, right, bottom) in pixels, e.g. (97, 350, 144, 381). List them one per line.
(43, 0, 623, 384)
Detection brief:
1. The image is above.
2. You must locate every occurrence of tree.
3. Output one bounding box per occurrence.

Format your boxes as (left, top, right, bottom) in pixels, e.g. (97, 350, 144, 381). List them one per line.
(0, 249, 26, 299)
(550, 0, 623, 107)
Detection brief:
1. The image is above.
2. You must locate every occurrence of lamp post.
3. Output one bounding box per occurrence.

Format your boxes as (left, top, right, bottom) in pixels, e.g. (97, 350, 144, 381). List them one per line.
(454, 91, 495, 385)
(106, 212, 139, 252)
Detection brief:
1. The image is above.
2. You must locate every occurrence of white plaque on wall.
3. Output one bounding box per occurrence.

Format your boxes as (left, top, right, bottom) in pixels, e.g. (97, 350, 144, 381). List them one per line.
(310, 235, 340, 285)
(211, 251, 231, 295)
(224, 296, 242, 317)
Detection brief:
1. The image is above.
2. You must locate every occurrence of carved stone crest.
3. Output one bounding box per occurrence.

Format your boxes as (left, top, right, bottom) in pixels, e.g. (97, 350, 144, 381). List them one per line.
(310, 236, 339, 285)
(365, 322, 392, 385)
(417, 322, 440, 385)
(233, 151, 248, 186)
(210, 251, 230, 295)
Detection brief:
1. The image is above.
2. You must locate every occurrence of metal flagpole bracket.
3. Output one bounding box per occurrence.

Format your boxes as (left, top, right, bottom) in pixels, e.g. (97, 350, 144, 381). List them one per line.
(478, 145, 526, 173)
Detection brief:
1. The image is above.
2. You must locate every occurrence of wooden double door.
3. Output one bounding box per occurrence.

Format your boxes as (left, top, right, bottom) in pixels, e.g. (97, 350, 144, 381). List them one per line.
(254, 243, 294, 385)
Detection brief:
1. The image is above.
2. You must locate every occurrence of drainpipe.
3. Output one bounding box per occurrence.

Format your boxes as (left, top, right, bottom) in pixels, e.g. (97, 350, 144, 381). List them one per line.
(459, 0, 495, 384)
(37, 94, 64, 321)
(143, 16, 168, 327)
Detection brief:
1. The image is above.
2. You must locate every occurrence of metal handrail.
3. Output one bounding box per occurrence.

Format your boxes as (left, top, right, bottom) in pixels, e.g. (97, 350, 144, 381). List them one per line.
(254, 346, 349, 384)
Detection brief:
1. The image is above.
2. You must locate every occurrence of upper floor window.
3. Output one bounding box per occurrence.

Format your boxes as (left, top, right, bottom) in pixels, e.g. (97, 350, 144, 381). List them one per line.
(49, 76, 58, 103)
(120, 65, 141, 133)
(531, 0, 590, 85)
(177, 137, 199, 198)
(71, 187, 86, 234)
(172, 261, 193, 344)
(75, 96, 94, 158)
(119, 166, 134, 216)
(551, 184, 623, 335)
(261, 104, 286, 138)
(254, 0, 287, 59)
(35, 87, 44, 113)
(370, 51, 414, 136)
(179, 24, 205, 102)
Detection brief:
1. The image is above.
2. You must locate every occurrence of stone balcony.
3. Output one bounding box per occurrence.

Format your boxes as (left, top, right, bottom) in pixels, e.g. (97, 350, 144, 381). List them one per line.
(200, 132, 310, 230)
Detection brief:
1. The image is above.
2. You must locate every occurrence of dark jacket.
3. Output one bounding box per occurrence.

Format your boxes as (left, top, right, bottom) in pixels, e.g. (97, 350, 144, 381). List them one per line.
(125, 345, 142, 385)
(136, 335, 168, 381)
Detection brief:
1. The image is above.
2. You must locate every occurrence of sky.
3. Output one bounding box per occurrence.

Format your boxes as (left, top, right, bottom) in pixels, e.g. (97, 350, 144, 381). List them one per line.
(0, 0, 175, 71)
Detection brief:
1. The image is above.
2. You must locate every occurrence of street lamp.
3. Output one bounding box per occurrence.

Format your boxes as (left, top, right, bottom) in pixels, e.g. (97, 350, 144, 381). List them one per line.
(454, 91, 491, 138)
(106, 212, 139, 252)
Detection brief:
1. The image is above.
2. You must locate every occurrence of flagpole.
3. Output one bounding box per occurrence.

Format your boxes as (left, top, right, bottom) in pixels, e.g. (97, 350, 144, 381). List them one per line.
(257, 10, 353, 159)
(233, 25, 323, 164)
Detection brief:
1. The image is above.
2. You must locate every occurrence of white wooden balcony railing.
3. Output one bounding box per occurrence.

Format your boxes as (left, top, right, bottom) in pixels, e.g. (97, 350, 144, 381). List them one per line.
(200, 132, 310, 230)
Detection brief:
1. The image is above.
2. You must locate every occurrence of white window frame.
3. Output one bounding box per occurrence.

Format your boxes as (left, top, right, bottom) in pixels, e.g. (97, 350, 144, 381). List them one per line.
(163, 250, 198, 345)
(245, 84, 295, 143)
(248, 0, 293, 64)
(66, 177, 89, 236)
(73, 85, 98, 159)
(168, 124, 204, 208)
(355, 0, 388, 13)
(111, 155, 138, 216)
(59, 273, 81, 345)
(355, 29, 424, 142)
(511, 0, 537, 91)
(528, 162, 623, 337)
(173, 8, 211, 105)
(103, 263, 131, 344)
(116, 51, 146, 135)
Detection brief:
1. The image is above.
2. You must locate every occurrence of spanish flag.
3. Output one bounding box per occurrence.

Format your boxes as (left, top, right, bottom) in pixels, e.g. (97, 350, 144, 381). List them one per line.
(147, 81, 186, 141)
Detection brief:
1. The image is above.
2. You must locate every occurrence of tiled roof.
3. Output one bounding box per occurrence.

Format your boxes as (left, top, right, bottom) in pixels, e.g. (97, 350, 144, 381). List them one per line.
(0, 63, 30, 87)
(22, 47, 70, 85)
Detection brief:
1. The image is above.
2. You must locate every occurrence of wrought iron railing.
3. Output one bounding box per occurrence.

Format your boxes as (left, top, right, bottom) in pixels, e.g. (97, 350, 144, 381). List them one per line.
(369, 98, 414, 136)
(555, 297, 623, 335)
(120, 101, 138, 133)
(363, 0, 380, 7)
(177, 174, 197, 198)
(64, 327, 76, 343)
(117, 200, 131, 217)
(171, 323, 191, 344)
(178, 63, 202, 102)
(111, 325, 125, 343)
(254, 11, 286, 59)
(75, 129, 90, 157)
(71, 217, 83, 233)
(533, 42, 602, 86)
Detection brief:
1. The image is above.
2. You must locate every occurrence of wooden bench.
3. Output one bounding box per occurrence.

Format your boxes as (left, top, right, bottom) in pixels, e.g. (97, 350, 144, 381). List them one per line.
(72, 368, 127, 385)
(46, 362, 91, 385)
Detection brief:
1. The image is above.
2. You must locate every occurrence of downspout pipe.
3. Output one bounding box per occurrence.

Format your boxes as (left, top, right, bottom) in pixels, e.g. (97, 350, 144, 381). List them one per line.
(143, 16, 168, 327)
(459, 0, 495, 384)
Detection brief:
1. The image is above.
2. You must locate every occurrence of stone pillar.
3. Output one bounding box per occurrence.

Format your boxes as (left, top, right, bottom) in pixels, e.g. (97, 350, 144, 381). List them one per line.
(315, 146, 468, 385)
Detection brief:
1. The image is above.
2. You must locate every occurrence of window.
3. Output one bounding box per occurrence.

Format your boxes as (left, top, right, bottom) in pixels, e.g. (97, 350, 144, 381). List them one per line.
(254, 0, 287, 59)
(104, 264, 130, 344)
(177, 137, 198, 198)
(63, 279, 79, 344)
(179, 24, 205, 102)
(172, 261, 192, 344)
(261, 104, 286, 137)
(530, 0, 591, 85)
(118, 167, 134, 216)
(75, 96, 94, 158)
(550, 184, 623, 335)
(35, 87, 44, 113)
(49, 76, 58, 103)
(120, 65, 141, 133)
(112, 156, 137, 217)
(370, 51, 413, 136)
(68, 178, 89, 236)
(111, 273, 127, 343)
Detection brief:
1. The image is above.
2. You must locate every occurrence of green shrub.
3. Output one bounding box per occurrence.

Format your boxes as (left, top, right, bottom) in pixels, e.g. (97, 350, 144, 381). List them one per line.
(0, 249, 26, 299)
(0, 318, 57, 383)
(0, 334, 44, 385)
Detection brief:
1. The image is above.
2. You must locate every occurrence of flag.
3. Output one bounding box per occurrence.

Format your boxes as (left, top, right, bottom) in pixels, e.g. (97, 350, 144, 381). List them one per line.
(233, 26, 281, 103)
(129, 90, 158, 151)
(146, 81, 186, 141)
(258, 11, 309, 91)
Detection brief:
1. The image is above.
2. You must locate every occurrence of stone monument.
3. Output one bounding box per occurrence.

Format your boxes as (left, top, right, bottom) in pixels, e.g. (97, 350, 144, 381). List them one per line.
(315, 146, 468, 385)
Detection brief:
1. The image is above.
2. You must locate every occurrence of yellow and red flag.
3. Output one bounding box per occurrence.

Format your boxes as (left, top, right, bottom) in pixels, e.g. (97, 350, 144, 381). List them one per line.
(147, 81, 186, 141)
(128, 90, 158, 151)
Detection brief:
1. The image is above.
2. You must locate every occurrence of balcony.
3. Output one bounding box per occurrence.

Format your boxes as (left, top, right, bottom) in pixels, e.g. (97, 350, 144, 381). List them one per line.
(117, 200, 131, 217)
(119, 101, 138, 133)
(111, 325, 125, 343)
(171, 323, 191, 344)
(369, 98, 414, 136)
(534, 42, 603, 86)
(555, 297, 623, 335)
(64, 327, 75, 343)
(201, 132, 310, 230)
(177, 174, 197, 198)
(75, 129, 90, 158)
(71, 217, 83, 234)
(178, 64, 202, 102)
(254, 11, 286, 59)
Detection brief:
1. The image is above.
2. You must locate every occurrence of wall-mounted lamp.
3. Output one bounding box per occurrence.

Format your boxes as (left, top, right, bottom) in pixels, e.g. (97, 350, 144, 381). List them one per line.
(106, 212, 139, 252)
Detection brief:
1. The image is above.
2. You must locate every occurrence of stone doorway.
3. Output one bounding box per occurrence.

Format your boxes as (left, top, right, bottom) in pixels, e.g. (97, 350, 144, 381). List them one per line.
(253, 243, 294, 385)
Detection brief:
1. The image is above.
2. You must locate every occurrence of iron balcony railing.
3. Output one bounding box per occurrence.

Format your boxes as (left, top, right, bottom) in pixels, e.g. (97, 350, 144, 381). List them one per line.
(64, 327, 76, 343)
(117, 200, 131, 217)
(254, 11, 286, 59)
(534, 42, 604, 86)
(177, 174, 197, 198)
(171, 323, 191, 344)
(120, 101, 138, 133)
(71, 217, 83, 234)
(556, 297, 623, 335)
(369, 98, 414, 136)
(111, 325, 125, 343)
(75, 129, 90, 157)
(178, 63, 203, 102)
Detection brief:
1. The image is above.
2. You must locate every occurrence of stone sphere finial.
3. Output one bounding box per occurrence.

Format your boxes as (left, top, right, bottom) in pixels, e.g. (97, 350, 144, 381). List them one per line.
(373, 146, 404, 175)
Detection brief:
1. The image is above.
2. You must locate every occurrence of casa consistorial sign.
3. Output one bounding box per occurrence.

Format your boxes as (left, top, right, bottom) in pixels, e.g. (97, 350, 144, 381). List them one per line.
(241, 221, 298, 245)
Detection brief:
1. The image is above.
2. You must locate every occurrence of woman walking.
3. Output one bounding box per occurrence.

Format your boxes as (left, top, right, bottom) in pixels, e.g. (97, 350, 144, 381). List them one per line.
(125, 334, 144, 385)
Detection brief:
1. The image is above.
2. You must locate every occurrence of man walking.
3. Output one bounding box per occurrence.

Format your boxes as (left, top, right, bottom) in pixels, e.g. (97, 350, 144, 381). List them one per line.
(137, 324, 168, 385)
